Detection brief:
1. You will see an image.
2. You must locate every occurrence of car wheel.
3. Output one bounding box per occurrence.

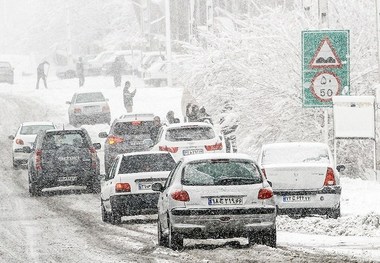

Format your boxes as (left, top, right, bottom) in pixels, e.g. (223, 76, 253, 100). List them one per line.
(261, 227, 277, 248)
(157, 216, 169, 247)
(168, 220, 183, 250)
(12, 159, 20, 169)
(327, 205, 341, 219)
(87, 179, 101, 194)
(248, 230, 263, 246)
(110, 208, 122, 225)
(101, 200, 110, 223)
(29, 182, 42, 197)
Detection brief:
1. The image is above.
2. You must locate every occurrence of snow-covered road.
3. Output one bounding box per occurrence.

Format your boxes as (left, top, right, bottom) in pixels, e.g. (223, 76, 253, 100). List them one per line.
(0, 76, 379, 262)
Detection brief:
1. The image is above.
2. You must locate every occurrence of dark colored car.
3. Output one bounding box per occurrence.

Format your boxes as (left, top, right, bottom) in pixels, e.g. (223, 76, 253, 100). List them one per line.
(0, 61, 14, 84)
(98, 113, 155, 174)
(26, 128, 101, 196)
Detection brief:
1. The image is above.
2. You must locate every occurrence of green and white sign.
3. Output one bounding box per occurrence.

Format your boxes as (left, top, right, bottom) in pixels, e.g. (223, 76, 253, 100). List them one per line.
(302, 30, 350, 107)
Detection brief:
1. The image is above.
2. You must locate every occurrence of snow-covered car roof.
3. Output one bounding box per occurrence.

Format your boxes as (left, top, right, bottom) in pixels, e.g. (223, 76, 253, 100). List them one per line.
(180, 153, 254, 164)
(21, 121, 55, 126)
(165, 122, 214, 129)
(261, 142, 329, 150)
(117, 113, 155, 122)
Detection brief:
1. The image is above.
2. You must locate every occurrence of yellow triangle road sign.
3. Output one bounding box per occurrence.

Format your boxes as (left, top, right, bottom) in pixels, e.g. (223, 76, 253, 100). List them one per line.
(309, 37, 342, 69)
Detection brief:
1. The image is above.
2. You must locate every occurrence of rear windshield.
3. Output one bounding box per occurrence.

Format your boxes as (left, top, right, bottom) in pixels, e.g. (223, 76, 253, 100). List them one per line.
(75, 92, 105, 103)
(182, 160, 262, 186)
(166, 126, 215, 142)
(113, 121, 154, 136)
(261, 145, 330, 165)
(42, 131, 89, 149)
(0, 62, 11, 68)
(119, 153, 176, 174)
(20, 125, 54, 135)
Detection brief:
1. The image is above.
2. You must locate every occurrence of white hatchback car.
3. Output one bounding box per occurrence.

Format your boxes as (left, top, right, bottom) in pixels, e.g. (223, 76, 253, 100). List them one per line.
(152, 122, 226, 161)
(152, 153, 277, 250)
(100, 151, 176, 224)
(257, 142, 345, 219)
(8, 121, 56, 168)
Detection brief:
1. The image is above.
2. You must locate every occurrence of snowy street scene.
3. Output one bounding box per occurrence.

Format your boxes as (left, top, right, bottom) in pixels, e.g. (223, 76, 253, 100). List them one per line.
(1, 1, 380, 262)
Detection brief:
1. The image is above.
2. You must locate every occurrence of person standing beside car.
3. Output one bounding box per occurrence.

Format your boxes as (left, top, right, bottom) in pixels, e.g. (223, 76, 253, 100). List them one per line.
(36, 61, 49, 89)
(149, 116, 162, 142)
(123, 81, 136, 113)
(76, 57, 85, 87)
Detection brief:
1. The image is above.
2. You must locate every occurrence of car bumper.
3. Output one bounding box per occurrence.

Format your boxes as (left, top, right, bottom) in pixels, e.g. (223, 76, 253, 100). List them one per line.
(32, 170, 98, 188)
(170, 207, 276, 238)
(110, 193, 159, 216)
(13, 150, 30, 162)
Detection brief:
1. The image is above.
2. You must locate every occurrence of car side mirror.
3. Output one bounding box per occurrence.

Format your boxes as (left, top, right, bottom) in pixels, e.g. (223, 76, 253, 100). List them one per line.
(152, 182, 164, 192)
(98, 132, 108, 138)
(66, 101, 71, 105)
(23, 146, 32, 153)
(93, 143, 101, 150)
(336, 165, 345, 172)
(8, 135, 15, 140)
(143, 139, 154, 148)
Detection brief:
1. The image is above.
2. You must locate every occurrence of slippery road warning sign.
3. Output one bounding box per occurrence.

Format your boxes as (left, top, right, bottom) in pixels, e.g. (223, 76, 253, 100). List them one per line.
(302, 30, 349, 108)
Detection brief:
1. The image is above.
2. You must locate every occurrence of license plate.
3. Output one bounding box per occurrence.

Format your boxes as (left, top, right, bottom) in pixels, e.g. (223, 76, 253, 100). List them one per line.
(282, 195, 311, 202)
(58, 176, 77, 182)
(138, 182, 152, 190)
(84, 106, 100, 113)
(183, 149, 203, 156)
(208, 197, 243, 205)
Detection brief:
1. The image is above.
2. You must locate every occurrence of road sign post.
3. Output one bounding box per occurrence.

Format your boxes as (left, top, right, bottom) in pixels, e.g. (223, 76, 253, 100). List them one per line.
(302, 30, 350, 107)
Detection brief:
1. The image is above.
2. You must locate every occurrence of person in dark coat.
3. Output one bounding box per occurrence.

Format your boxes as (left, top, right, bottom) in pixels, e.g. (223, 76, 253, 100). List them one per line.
(166, 110, 180, 124)
(198, 106, 213, 124)
(123, 81, 136, 113)
(186, 103, 200, 122)
(111, 56, 122, 87)
(220, 101, 238, 153)
(36, 61, 50, 89)
(76, 57, 85, 87)
(150, 116, 162, 143)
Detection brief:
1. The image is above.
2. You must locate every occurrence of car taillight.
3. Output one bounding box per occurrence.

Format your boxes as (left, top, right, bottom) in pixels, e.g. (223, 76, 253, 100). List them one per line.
(205, 142, 223, 151)
(15, 139, 24, 145)
(159, 145, 178, 153)
(115, 183, 131, 192)
(171, 190, 190, 202)
(107, 135, 124, 145)
(261, 168, 267, 178)
(74, 108, 81, 113)
(102, 105, 110, 112)
(89, 146, 97, 169)
(35, 149, 42, 171)
(324, 167, 336, 186)
(258, 188, 273, 199)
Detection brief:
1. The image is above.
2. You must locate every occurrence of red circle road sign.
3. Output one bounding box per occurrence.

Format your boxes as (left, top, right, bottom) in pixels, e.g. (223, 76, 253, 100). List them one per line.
(310, 71, 341, 102)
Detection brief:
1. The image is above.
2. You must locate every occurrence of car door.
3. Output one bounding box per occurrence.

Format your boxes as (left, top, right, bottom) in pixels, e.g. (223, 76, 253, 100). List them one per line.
(102, 158, 119, 209)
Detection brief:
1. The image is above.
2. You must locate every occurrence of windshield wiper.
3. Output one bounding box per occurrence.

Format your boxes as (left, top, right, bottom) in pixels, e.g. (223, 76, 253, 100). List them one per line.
(215, 177, 258, 185)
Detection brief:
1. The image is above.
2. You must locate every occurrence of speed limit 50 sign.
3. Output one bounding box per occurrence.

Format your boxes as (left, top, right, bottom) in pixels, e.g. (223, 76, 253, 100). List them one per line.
(302, 30, 349, 107)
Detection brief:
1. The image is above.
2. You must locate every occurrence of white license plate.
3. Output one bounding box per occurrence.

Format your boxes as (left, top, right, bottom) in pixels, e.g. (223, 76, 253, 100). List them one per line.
(138, 182, 152, 190)
(282, 195, 311, 202)
(58, 176, 77, 182)
(183, 149, 204, 156)
(208, 197, 243, 205)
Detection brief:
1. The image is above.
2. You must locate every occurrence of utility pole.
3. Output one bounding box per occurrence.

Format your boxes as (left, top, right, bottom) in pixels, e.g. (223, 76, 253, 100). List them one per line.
(65, 2, 73, 60)
(376, 0, 380, 81)
(165, 0, 173, 87)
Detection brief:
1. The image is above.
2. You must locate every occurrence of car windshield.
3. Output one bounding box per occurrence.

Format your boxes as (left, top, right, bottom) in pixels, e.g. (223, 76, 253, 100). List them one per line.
(119, 153, 176, 173)
(113, 121, 154, 136)
(75, 92, 105, 103)
(20, 125, 54, 135)
(166, 126, 215, 142)
(182, 160, 262, 186)
(42, 132, 89, 149)
(261, 145, 330, 165)
(0, 62, 11, 68)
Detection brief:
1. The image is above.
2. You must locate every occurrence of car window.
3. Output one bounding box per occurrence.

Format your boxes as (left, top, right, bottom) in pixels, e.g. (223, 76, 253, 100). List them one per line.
(108, 158, 119, 180)
(182, 160, 262, 186)
(119, 154, 176, 174)
(165, 161, 182, 188)
(166, 126, 215, 142)
(42, 132, 89, 149)
(112, 121, 154, 136)
(20, 125, 54, 135)
(75, 92, 105, 103)
(261, 145, 330, 165)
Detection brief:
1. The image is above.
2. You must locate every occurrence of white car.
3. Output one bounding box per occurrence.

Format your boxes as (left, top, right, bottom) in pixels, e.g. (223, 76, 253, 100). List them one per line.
(8, 121, 56, 168)
(257, 142, 345, 219)
(152, 153, 277, 250)
(100, 151, 176, 224)
(152, 122, 226, 161)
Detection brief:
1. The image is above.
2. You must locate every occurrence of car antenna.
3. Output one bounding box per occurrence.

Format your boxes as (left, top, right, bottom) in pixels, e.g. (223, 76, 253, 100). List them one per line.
(62, 123, 65, 130)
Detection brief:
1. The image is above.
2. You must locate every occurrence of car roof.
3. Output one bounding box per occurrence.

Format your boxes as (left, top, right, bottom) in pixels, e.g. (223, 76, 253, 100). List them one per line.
(165, 122, 214, 129)
(73, 91, 104, 95)
(180, 153, 254, 164)
(120, 151, 173, 157)
(45, 127, 86, 133)
(116, 113, 155, 122)
(22, 121, 55, 126)
(262, 142, 329, 150)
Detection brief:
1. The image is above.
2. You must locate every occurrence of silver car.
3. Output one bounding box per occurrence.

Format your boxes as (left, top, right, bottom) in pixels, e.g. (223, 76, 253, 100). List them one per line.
(152, 153, 277, 250)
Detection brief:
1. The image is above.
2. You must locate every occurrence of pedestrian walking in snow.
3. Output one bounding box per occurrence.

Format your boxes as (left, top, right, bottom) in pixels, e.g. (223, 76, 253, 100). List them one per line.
(166, 110, 180, 124)
(186, 103, 200, 122)
(123, 81, 136, 113)
(111, 56, 122, 87)
(36, 61, 49, 89)
(76, 57, 85, 87)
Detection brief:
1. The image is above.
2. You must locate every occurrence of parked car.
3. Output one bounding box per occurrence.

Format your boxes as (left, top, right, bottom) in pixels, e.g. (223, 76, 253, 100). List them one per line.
(152, 153, 277, 250)
(257, 142, 345, 219)
(101, 50, 142, 76)
(98, 113, 156, 174)
(151, 122, 226, 161)
(0, 61, 14, 84)
(86, 51, 115, 76)
(137, 51, 165, 78)
(67, 91, 111, 126)
(143, 61, 167, 87)
(25, 128, 101, 196)
(8, 122, 56, 168)
(101, 151, 176, 224)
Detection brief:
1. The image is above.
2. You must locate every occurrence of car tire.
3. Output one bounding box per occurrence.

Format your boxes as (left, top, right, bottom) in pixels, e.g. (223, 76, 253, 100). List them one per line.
(87, 179, 101, 194)
(261, 227, 277, 248)
(168, 220, 183, 250)
(29, 182, 42, 197)
(101, 200, 110, 223)
(12, 159, 20, 169)
(327, 205, 341, 219)
(248, 230, 262, 246)
(110, 208, 122, 225)
(157, 217, 169, 247)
